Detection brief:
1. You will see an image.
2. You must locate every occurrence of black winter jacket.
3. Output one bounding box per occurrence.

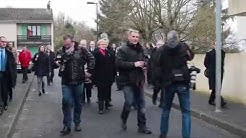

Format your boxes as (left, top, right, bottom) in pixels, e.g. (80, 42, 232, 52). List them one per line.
(32, 52, 50, 77)
(93, 48, 115, 86)
(116, 42, 148, 87)
(5, 49, 17, 88)
(56, 43, 95, 85)
(157, 42, 194, 87)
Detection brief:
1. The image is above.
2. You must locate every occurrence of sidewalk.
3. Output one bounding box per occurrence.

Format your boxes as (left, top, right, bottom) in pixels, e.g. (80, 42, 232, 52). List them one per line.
(0, 73, 34, 138)
(144, 85, 246, 138)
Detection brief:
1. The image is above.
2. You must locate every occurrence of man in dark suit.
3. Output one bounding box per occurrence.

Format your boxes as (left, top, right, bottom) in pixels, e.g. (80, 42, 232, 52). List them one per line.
(0, 36, 17, 115)
(204, 42, 226, 107)
(46, 45, 55, 85)
(89, 41, 96, 54)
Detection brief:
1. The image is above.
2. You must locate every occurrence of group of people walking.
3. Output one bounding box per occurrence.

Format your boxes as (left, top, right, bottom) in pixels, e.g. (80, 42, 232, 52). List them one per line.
(0, 35, 57, 116)
(0, 28, 226, 138)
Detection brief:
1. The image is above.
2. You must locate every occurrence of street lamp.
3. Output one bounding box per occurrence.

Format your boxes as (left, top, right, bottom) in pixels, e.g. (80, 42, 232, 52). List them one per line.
(87, 1, 99, 42)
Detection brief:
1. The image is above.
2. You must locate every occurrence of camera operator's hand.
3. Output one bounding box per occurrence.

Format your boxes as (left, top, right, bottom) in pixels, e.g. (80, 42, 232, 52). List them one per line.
(134, 61, 145, 68)
(141, 66, 147, 72)
(55, 61, 61, 67)
(85, 72, 92, 78)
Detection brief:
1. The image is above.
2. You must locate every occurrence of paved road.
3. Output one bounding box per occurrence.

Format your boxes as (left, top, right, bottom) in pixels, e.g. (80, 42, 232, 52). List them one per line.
(11, 74, 239, 138)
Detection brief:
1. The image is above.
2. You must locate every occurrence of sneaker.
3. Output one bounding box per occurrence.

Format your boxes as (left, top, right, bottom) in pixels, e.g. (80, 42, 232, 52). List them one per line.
(39, 93, 42, 96)
(99, 110, 103, 114)
(159, 133, 167, 138)
(0, 107, 3, 115)
(60, 126, 71, 135)
(138, 128, 152, 134)
(152, 99, 157, 105)
(75, 124, 82, 132)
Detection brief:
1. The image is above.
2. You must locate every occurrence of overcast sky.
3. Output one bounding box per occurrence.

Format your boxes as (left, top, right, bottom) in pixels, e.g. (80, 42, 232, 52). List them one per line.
(0, 0, 98, 28)
(0, 0, 236, 31)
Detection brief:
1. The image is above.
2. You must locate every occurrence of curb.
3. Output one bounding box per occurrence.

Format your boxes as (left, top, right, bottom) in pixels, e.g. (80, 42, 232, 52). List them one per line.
(5, 74, 35, 138)
(145, 92, 246, 138)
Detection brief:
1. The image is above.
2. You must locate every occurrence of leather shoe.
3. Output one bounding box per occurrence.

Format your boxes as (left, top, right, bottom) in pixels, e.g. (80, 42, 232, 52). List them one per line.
(4, 106, 8, 110)
(0, 107, 3, 115)
(152, 99, 157, 105)
(42, 89, 45, 94)
(221, 102, 227, 108)
(209, 101, 215, 106)
(107, 102, 113, 107)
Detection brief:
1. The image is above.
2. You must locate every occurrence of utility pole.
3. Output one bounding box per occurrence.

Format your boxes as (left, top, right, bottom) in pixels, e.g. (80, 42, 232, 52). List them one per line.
(87, 1, 99, 42)
(215, 0, 222, 112)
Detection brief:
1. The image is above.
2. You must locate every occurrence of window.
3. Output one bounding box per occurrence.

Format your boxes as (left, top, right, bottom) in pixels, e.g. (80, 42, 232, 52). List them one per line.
(27, 25, 41, 36)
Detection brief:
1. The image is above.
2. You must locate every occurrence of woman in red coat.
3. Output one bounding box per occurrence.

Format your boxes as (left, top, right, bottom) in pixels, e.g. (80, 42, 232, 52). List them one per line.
(18, 46, 32, 83)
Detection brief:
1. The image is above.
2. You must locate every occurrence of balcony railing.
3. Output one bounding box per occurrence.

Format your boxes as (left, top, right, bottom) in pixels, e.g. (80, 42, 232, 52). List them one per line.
(17, 35, 52, 43)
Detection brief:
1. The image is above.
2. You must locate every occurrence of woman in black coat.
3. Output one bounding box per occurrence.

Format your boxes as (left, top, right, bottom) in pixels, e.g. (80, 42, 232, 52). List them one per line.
(204, 43, 226, 107)
(93, 39, 115, 114)
(32, 45, 50, 96)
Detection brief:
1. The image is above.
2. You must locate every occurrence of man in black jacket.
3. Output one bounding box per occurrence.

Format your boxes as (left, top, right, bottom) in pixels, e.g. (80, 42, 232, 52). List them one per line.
(0, 36, 17, 115)
(46, 45, 55, 85)
(150, 40, 165, 108)
(116, 30, 152, 134)
(204, 42, 226, 107)
(157, 31, 194, 138)
(56, 35, 95, 135)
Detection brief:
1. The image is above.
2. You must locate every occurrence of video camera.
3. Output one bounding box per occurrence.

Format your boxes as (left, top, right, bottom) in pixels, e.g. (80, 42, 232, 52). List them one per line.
(188, 63, 201, 90)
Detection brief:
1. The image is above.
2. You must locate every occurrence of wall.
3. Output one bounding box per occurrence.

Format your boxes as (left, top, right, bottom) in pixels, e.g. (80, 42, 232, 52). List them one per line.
(193, 53, 246, 104)
(236, 16, 246, 40)
(229, 0, 246, 16)
(0, 23, 17, 48)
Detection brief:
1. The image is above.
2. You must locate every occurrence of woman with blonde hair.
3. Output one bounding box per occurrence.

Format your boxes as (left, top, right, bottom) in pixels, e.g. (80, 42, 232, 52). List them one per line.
(93, 39, 115, 114)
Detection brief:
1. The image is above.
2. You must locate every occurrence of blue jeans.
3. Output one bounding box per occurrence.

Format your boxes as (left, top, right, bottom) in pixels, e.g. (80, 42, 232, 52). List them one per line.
(160, 83, 191, 138)
(62, 84, 84, 128)
(121, 86, 146, 129)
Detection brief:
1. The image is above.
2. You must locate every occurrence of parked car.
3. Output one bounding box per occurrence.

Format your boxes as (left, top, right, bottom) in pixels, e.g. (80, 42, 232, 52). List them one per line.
(17, 50, 33, 73)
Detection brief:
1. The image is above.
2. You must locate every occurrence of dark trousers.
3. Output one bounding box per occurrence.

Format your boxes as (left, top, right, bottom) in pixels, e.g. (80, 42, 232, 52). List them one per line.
(22, 67, 28, 81)
(47, 70, 54, 85)
(82, 83, 92, 102)
(97, 84, 111, 110)
(121, 85, 146, 129)
(8, 86, 13, 100)
(209, 89, 225, 104)
(0, 72, 8, 107)
(152, 85, 165, 104)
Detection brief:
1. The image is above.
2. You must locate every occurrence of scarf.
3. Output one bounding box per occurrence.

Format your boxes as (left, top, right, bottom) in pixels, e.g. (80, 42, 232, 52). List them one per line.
(65, 45, 75, 55)
(99, 48, 106, 56)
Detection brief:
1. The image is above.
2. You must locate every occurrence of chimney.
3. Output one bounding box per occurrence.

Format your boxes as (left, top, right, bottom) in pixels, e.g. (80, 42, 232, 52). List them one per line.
(47, 1, 51, 11)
